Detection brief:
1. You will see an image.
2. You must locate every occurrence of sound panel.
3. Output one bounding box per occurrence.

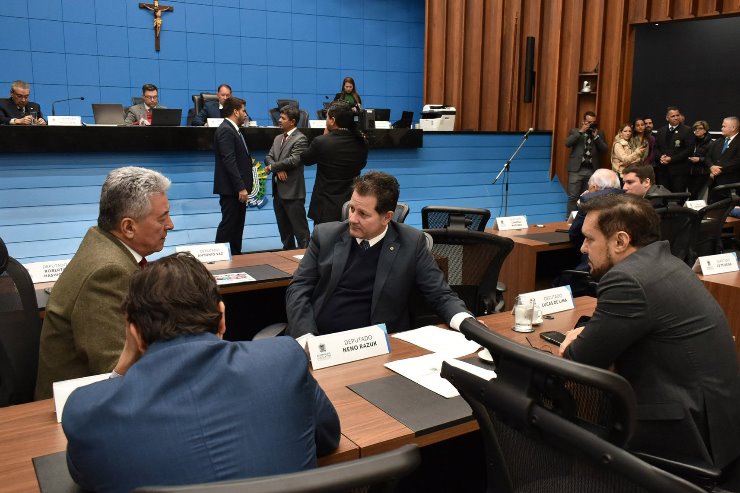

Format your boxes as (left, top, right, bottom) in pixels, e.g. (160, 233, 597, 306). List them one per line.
(523, 36, 536, 103)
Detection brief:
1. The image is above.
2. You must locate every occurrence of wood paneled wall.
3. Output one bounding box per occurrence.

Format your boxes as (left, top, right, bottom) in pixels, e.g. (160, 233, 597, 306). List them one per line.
(424, 0, 740, 187)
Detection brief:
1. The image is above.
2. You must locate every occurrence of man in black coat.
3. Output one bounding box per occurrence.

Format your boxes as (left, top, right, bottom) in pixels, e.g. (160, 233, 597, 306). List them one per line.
(705, 116, 740, 201)
(654, 106, 693, 193)
(213, 97, 252, 255)
(300, 101, 368, 225)
(191, 84, 249, 127)
(0, 80, 46, 125)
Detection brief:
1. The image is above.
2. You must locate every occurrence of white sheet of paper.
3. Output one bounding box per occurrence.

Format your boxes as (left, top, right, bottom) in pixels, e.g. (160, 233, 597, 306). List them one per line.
(392, 325, 480, 358)
(384, 353, 459, 398)
(293, 254, 304, 260)
(53, 373, 109, 422)
(443, 357, 497, 381)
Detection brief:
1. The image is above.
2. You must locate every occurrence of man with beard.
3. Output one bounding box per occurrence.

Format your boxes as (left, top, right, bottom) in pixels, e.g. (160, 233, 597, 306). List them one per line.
(559, 193, 740, 473)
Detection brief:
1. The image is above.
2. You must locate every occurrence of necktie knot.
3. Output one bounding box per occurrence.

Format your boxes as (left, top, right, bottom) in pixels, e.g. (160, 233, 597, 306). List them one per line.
(139, 257, 148, 268)
(360, 240, 370, 251)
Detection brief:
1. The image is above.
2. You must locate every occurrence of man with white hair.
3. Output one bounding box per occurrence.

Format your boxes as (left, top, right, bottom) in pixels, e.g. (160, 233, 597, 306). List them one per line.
(35, 166, 174, 399)
(569, 168, 623, 248)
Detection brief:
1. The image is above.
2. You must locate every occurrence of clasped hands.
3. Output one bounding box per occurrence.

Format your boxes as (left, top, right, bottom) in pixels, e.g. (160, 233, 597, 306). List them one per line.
(264, 165, 287, 181)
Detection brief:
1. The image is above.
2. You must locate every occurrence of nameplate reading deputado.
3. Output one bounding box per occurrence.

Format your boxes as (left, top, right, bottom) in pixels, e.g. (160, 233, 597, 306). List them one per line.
(518, 286, 574, 316)
(176, 243, 231, 262)
(47, 116, 82, 126)
(206, 118, 224, 127)
(23, 259, 71, 283)
(698, 252, 739, 276)
(684, 200, 707, 211)
(495, 215, 528, 231)
(307, 324, 390, 370)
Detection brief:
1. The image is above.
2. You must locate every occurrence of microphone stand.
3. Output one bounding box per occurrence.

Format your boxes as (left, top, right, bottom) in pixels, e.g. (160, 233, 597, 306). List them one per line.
(492, 129, 533, 216)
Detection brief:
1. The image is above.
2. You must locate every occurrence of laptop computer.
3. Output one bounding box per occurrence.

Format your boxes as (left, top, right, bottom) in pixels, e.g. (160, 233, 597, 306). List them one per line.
(92, 104, 125, 125)
(150, 108, 182, 126)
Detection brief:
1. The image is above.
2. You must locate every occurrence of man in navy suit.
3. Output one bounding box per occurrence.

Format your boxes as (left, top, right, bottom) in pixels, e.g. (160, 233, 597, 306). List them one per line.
(286, 171, 471, 337)
(191, 83, 245, 127)
(0, 80, 46, 125)
(705, 116, 740, 201)
(62, 253, 340, 493)
(213, 96, 252, 255)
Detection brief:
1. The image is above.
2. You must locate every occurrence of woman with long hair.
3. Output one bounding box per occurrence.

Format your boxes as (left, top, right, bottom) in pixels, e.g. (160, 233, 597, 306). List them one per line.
(612, 123, 646, 179)
(630, 117, 656, 165)
(333, 76, 362, 110)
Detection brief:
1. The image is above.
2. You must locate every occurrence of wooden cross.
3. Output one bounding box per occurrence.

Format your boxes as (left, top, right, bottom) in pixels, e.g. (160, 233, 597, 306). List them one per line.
(139, 0, 173, 52)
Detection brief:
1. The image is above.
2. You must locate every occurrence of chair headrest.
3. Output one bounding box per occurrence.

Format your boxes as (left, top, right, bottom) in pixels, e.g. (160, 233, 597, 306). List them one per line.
(0, 237, 8, 275)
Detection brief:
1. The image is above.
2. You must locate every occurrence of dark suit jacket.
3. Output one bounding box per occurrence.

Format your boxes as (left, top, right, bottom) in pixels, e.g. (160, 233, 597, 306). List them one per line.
(564, 241, 740, 470)
(213, 120, 253, 195)
(0, 98, 44, 124)
(191, 100, 223, 126)
(35, 227, 138, 399)
(569, 187, 623, 249)
(655, 124, 694, 175)
(300, 130, 368, 223)
(704, 134, 740, 186)
(62, 334, 340, 493)
(286, 221, 470, 337)
(565, 128, 608, 172)
(265, 129, 309, 200)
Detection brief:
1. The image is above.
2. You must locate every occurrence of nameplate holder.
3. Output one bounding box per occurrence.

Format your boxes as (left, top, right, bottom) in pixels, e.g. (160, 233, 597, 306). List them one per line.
(495, 215, 528, 231)
(23, 259, 71, 283)
(684, 200, 706, 211)
(206, 118, 224, 127)
(176, 243, 231, 263)
(374, 121, 391, 129)
(307, 324, 390, 370)
(309, 120, 327, 129)
(698, 252, 739, 276)
(567, 210, 578, 224)
(47, 115, 82, 126)
(518, 286, 574, 316)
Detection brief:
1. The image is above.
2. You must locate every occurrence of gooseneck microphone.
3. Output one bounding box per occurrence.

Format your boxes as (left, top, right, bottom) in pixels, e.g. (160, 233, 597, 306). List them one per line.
(523, 127, 534, 138)
(51, 96, 85, 116)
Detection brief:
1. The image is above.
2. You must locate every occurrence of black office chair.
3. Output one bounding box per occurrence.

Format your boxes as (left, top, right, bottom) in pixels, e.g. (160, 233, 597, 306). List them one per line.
(646, 191, 691, 208)
(693, 182, 740, 257)
(0, 237, 42, 407)
(413, 229, 513, 324)
(276, 98, 299, 109)
(340, 201, 411, 223)
(134, 444, 420, 493)
(654, 205, 700, 266)
(440, 318, 706, 493)
(392, 111, 413, 129)
(316, 109, 327, 120)
(131, 96, 145, 106)
(422, 206, 491, 231)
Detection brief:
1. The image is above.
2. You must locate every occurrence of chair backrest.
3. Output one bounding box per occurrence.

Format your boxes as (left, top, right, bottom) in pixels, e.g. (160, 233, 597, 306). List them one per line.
(298, 109, 309, 128)
(392, 111, 413, 129)
(0, 238, 42, 407)
(654, 205, 700, 265)
(134, 444, 420, 493)
(694, 196, 738, 257)
(276, 98, 299, 109)
(422, 206, 491, 231)
(316, 109, 327, 120)
(440, 318, 706, 493)
(268, 107, 281, 126)
(647, 191, 690, 208)
(422, 229, 513, 317)
(131, 96, 145, 106)
(340, 201, 411, 224)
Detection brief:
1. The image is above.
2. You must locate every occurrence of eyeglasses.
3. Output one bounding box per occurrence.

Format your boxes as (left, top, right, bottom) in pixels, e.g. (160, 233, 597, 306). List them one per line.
(143, 95, 158, 100)
(11, 91, 29, 100)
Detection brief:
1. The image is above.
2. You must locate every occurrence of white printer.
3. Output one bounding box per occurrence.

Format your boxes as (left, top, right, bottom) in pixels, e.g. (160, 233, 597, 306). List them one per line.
(419, 104, 456, 131)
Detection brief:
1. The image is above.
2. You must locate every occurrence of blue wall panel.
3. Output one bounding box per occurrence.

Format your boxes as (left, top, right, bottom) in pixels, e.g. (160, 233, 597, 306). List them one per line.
(0, 133, 566, 264)
(0, 0, 425, 125)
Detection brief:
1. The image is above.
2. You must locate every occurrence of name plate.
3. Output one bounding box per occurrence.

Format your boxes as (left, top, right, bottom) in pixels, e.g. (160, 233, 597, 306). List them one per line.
(567, 210, 578, 224)
(374, 121, 391, 129)
(307, 324, 390, 370)
(518, 286, 574, 315)
(495, 215, 528, 230)
(206, 118, 224, 127)
(23, 259, 71, 283)
(176, 243, 231, 262)
(48, 115, 82, 126)
(684, 200, 706, 211)
(309, 120, 327, 128)
(698, 252, 739, 276)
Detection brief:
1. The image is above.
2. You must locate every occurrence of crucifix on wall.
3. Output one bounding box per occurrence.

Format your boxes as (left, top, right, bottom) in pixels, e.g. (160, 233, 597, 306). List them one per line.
(139, 0, 173, 51)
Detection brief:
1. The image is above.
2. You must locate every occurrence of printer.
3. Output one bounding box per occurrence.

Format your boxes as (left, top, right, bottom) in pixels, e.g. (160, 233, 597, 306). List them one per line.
(419, 104, 456, 131)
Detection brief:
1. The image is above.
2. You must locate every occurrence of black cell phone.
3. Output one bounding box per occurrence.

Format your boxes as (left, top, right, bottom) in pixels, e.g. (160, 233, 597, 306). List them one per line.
(540, 331, 566, 346)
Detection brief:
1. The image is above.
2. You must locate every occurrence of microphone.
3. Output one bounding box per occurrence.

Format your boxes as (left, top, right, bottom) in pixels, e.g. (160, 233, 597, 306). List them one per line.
(51, 96, 85, 116)
(524, 127, 534, 138)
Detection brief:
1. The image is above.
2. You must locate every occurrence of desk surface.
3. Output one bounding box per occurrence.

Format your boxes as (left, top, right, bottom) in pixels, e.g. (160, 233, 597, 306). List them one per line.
(698, 270, 740, 362)
(0, 297, 596, 493)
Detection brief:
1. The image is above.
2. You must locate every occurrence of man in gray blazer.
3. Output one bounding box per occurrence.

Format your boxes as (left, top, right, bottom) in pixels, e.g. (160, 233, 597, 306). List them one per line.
(35, 167, 174, 398)
(565, 111, 608, 213)
(265, 105, 310, 249)
(286, 171, 471, 337)
(124, 83, 167, 125)
(560, 193, 740, 472)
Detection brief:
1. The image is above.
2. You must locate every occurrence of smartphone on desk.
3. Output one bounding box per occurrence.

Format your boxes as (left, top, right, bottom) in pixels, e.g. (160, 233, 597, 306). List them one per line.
(539, 331, 566, 346)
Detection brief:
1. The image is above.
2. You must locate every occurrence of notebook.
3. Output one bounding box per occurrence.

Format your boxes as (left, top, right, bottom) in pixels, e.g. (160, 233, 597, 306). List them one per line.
(91, 104, 125, 125)
(150, 108, 182, 126)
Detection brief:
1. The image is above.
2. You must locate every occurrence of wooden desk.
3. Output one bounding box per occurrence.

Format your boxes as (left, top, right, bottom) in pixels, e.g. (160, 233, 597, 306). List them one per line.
(699, 270, 740, 362)
(312, 297, 597, 457)
(486, 222, 579, 308)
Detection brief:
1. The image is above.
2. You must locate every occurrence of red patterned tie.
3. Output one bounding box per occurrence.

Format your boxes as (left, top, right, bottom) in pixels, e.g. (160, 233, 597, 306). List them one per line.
(139, 258, 148, 268)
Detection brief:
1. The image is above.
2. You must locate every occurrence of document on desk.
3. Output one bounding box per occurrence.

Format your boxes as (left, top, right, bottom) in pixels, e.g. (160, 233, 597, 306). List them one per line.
(213, 272, 256, 285)
(392, 325, 480, 358)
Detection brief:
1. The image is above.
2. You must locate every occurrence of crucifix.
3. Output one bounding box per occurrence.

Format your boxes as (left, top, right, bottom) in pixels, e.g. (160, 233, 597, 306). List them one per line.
(139, 0, 173, 51)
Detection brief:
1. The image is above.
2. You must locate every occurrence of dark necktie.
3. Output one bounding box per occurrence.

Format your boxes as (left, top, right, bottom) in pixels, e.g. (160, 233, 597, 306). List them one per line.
(281, 133, 288, 146)
(360, 240, 370, 251)
(722, 138, 730, 154)
(139, 257, 148, 268)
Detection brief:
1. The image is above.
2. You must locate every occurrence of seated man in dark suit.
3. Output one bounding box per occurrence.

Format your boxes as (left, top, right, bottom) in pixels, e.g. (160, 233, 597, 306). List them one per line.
(0, 80, 46, 125)
(62, 253, 340, 493)
(560, 194, 740, 472)
(286, 171, 472, 337)
(622, 163, 672, 206)
(190, 83, 250, 127)
(705, 116, 740, 202)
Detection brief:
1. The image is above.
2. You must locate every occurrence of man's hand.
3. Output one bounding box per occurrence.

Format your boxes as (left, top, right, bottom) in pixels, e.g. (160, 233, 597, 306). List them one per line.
(558, 326, 585, 357)
(710, 165, 722, 177)
(579, 121, 590, 133)
(138, 117, 150, 126)
(659, 154, 671, 165)
(277, 171, 288, 181)
(13, 115, 33, 125)
(238, 189, 248, 203)
(264, 165, 271, 175)
(113, 324, 143, 376)
(37, 117, 47, 125)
